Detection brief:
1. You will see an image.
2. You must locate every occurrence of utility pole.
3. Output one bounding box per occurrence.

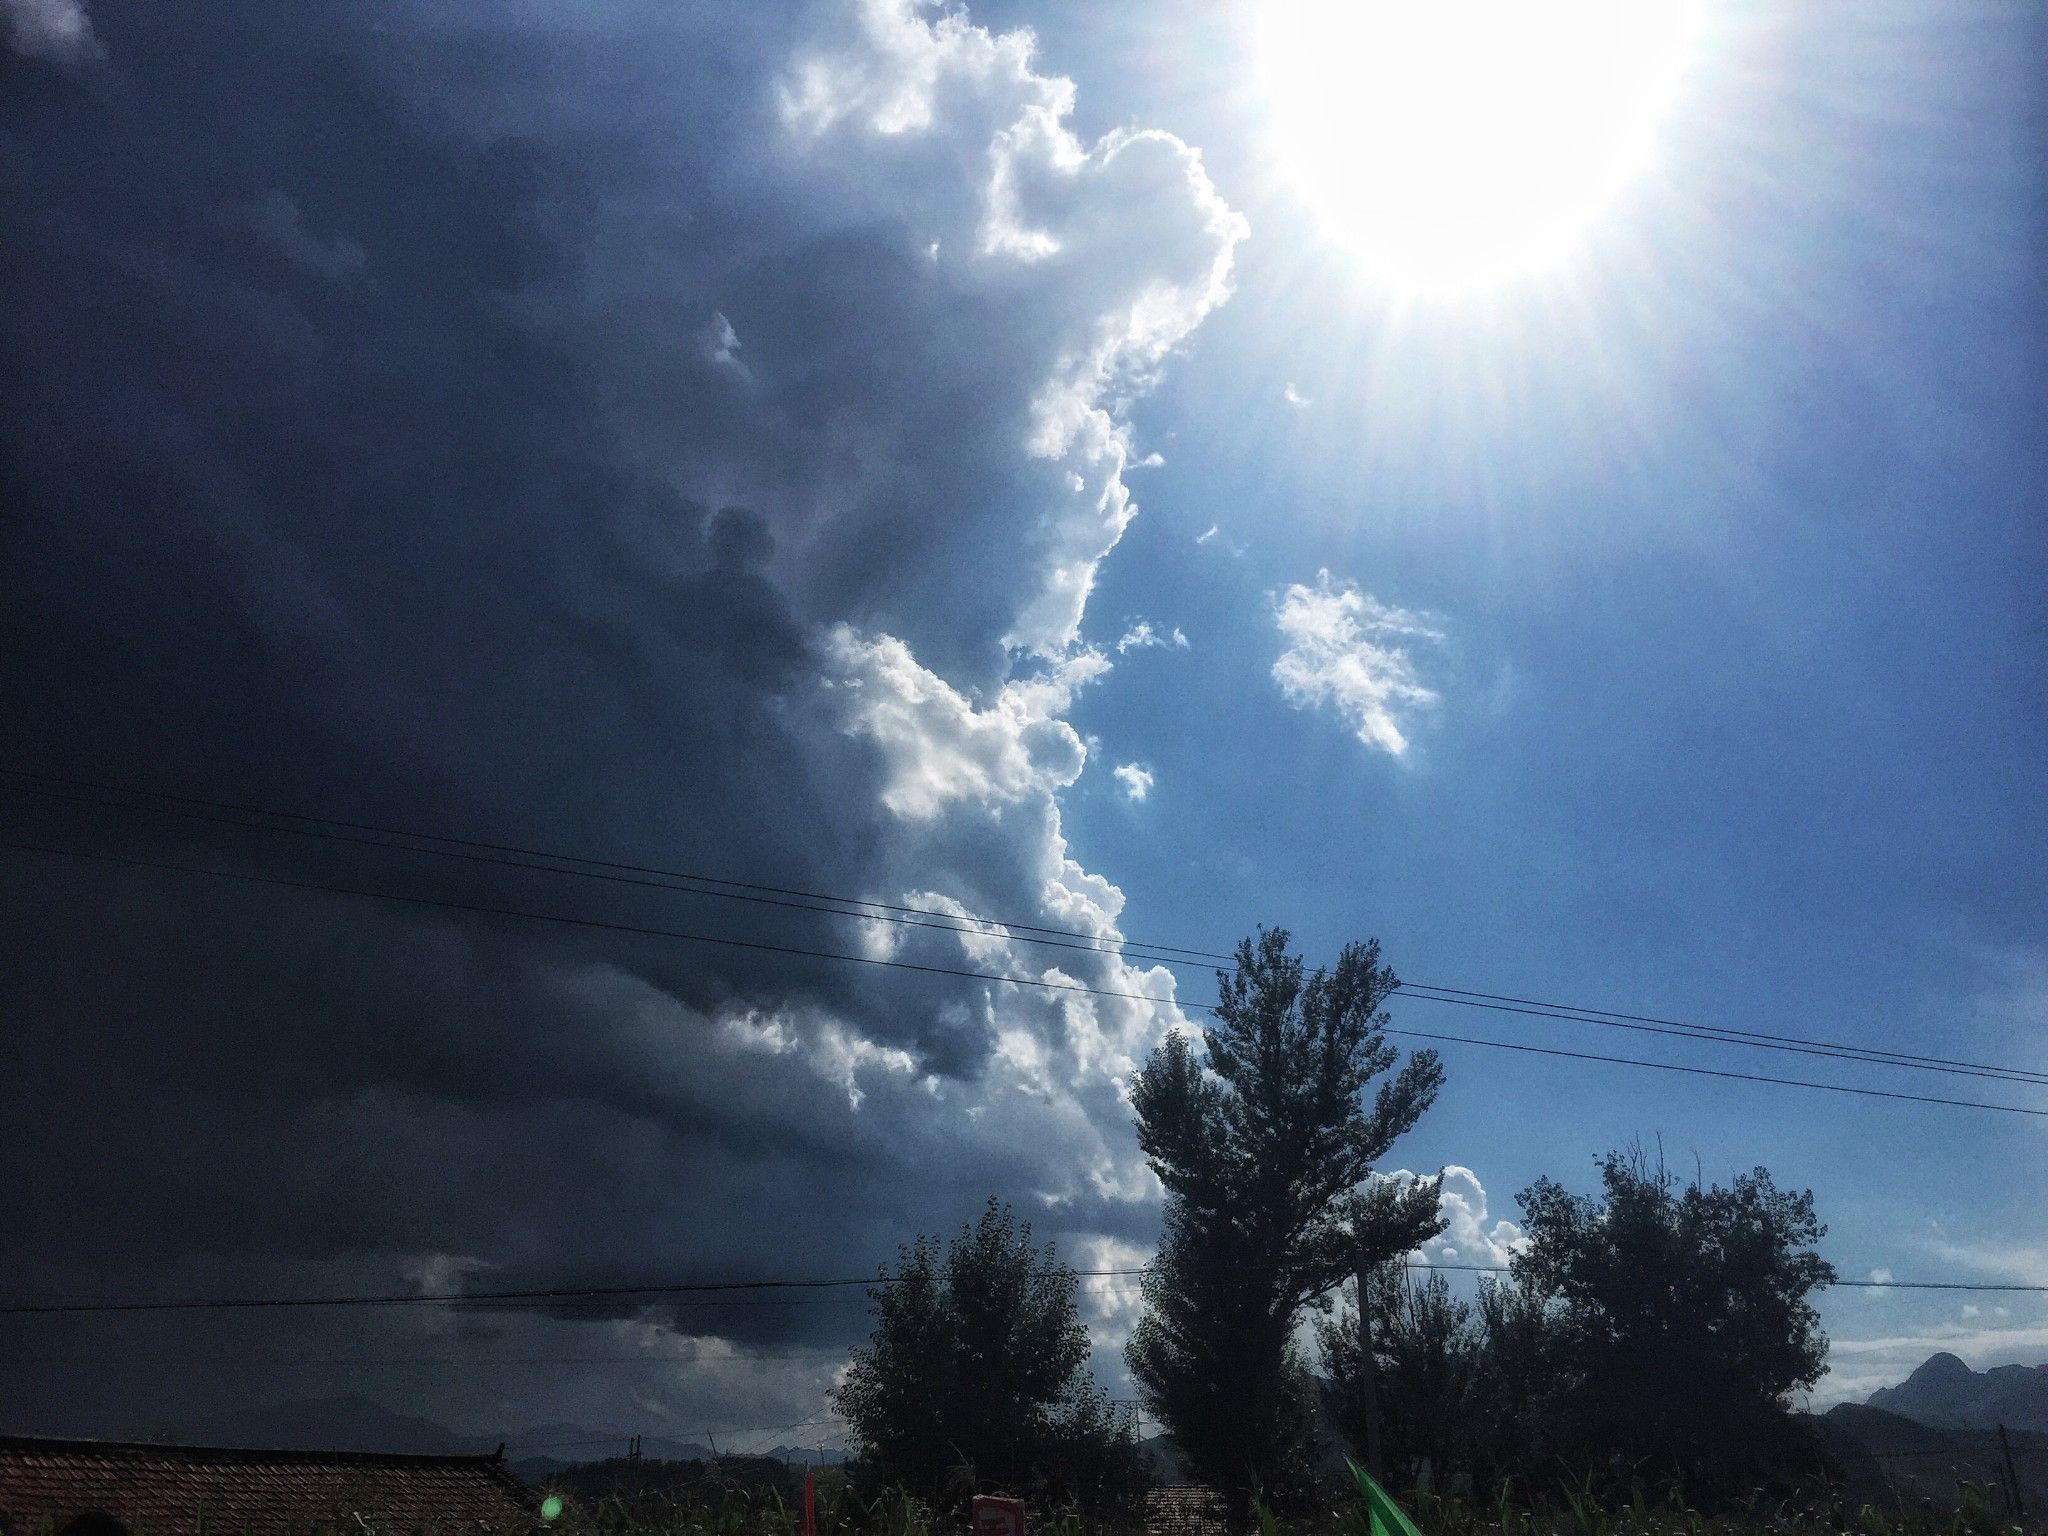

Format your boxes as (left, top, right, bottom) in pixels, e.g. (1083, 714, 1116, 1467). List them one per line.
(1997, 1424, 2025, 1519)
(1354, 1261, 1384, 1479)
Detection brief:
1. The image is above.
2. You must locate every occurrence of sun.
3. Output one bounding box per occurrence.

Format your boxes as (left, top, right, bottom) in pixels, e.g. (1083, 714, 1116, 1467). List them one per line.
(1256, 0, 1701, 294)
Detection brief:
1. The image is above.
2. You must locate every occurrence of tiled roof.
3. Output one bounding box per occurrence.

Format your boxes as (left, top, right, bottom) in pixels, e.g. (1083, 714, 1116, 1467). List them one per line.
(0, 1437, 537, 1536)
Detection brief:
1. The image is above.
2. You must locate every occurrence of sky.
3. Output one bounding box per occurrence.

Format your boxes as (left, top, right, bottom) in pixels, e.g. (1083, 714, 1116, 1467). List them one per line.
(1, 0, 2043, 1452)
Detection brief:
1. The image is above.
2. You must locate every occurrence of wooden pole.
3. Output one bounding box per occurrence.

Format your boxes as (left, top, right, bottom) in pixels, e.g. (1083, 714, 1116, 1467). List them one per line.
(1997, 1424, 2025, 1519)
(1355, 1263, 1384, 1480)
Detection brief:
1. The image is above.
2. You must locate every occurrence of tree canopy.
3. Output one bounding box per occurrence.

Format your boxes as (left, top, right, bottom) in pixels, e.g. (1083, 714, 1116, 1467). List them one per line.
(834, 1199, 1141, 1512)
(1513, 1146, 1836, 1489)
(1127, 930, 1445, 1512)
(1316, 1146, 1837, 1500)
(1319, 1266, 1480, 1490)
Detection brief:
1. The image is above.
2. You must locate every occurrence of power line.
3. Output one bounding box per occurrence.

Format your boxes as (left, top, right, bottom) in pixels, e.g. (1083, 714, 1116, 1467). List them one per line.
(2, 1352, 864, 1367)
(0, 835, 1193, 1010)
(0, 770, 1230, 967)
(1378, 1023, 2048, 1119)
(1384, 1261, 2048, 1293)
(1398, 982, 2048, 1086)
(3, 1261, 2041, 1319)
(4, 836, 2046, 1121)
(1393, 988, 2048, 1088)
(0, 778, 1214, 974)
(8, 769, 2041, 1089)
(0, 1268, 1150, 1316)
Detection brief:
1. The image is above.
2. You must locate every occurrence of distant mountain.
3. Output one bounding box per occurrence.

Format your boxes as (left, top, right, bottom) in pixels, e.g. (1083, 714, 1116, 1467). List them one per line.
(184, 1394, 482, 1454)
(179, 1395, 731, 1472)
(1866, 1351, 2048, 1434)
(132, 1393, 854, 1483)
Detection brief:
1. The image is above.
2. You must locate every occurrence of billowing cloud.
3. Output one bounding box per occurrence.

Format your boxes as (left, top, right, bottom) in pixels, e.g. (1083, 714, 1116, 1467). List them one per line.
(1382, 1165, 1527, 1270)
(825, 629, 1106, 819)
(0, 0, 1226, 1440)
(3, 0, 100, 65)
(782, 0, 1246, 658)
(1272, 569, 1443, 755)
(1073, 1235, 1154, 1353)
(1113, 762, 1155, 802)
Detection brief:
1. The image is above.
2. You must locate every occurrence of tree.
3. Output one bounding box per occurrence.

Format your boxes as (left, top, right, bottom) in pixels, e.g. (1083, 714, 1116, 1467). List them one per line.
(1467, 1272, 1569, 1490)
(1320, 1265, 1482, 1491)
(834, 1199, 1143, 1513)
(1508, 1146, 1836, 1493)
(1126, 930, 1447, 1513)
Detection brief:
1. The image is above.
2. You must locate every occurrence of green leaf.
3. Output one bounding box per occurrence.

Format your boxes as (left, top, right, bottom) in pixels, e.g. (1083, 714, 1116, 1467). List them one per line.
(1347, 1460, 1424, 1536)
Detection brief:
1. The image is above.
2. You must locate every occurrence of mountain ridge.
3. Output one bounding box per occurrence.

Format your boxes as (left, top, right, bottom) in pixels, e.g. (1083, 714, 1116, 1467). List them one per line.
(1866, 1351, 2048, 1434)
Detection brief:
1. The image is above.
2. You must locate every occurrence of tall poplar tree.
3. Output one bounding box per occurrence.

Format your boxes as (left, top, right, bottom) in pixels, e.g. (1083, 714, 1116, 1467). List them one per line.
(1126, 930, 1446, 1511)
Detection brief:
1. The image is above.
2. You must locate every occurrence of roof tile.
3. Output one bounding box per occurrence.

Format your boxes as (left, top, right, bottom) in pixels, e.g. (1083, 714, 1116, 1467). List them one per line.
(0, 1437, 538, 1536)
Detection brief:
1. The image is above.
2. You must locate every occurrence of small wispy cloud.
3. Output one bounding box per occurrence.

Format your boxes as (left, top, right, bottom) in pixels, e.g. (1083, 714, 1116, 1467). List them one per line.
(1115, 619, 1189, 654)
(1272, 569, 1443, 756)
(1283, 382, 1311, 408)
(1112, 762, 1154, 802)
(700, 311, 751, 381)
(227, 191, 369, 287)
(1917, 1236, 2048, 1287)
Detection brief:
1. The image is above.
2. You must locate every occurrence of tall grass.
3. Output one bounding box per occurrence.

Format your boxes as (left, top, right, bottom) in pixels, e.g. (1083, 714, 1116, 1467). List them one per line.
(522, 1476, 2035, 1536)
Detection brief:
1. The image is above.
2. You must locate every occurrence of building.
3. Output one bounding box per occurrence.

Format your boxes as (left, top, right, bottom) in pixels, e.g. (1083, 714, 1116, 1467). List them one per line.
(0, 1436, 538, 1536)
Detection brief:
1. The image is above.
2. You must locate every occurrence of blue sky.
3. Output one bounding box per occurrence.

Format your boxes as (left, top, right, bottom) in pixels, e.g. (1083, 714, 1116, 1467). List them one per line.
(1020, 0, 2047, 1398)
(0, 0, 2041, 1443)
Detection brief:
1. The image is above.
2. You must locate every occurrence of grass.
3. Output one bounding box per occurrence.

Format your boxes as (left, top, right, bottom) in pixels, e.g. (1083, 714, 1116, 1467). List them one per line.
(13, 1476, 2034, 1536)
(524, 1462, 2040, 1536)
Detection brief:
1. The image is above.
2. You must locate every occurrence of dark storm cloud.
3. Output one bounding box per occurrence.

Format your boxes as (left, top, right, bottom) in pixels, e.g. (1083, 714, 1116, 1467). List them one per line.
(0, 0, 1237, 1436)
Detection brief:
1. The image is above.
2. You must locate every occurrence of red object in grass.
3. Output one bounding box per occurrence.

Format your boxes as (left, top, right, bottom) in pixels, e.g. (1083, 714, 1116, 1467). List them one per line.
(971, 1495, 1025, 1536)
(803, 1469, 816, 1536)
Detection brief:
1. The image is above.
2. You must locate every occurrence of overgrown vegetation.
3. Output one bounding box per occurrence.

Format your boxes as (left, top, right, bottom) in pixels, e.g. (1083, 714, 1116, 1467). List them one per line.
(833, 1200, 1146, 1519)
(1322, 1147, 1836, 1504)
(825, 935, 1868, 1528)
(523, 1461, 2038, 1536)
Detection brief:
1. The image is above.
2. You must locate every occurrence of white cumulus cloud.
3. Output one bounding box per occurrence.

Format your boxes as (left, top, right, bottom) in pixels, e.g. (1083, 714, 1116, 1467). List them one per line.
(823, 626, 1107, 819)
(782, 0, 1247, 657)
(1272, 569, 1443, 755)
(1112, 762, 1154, 802)
(1383, 1165, 1527, 1270)
(1073, 1234, 1153, 1350)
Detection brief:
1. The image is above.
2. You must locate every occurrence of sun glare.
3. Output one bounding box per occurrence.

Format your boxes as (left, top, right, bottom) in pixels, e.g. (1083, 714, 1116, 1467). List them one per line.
(1257, 0, 1701, 294)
